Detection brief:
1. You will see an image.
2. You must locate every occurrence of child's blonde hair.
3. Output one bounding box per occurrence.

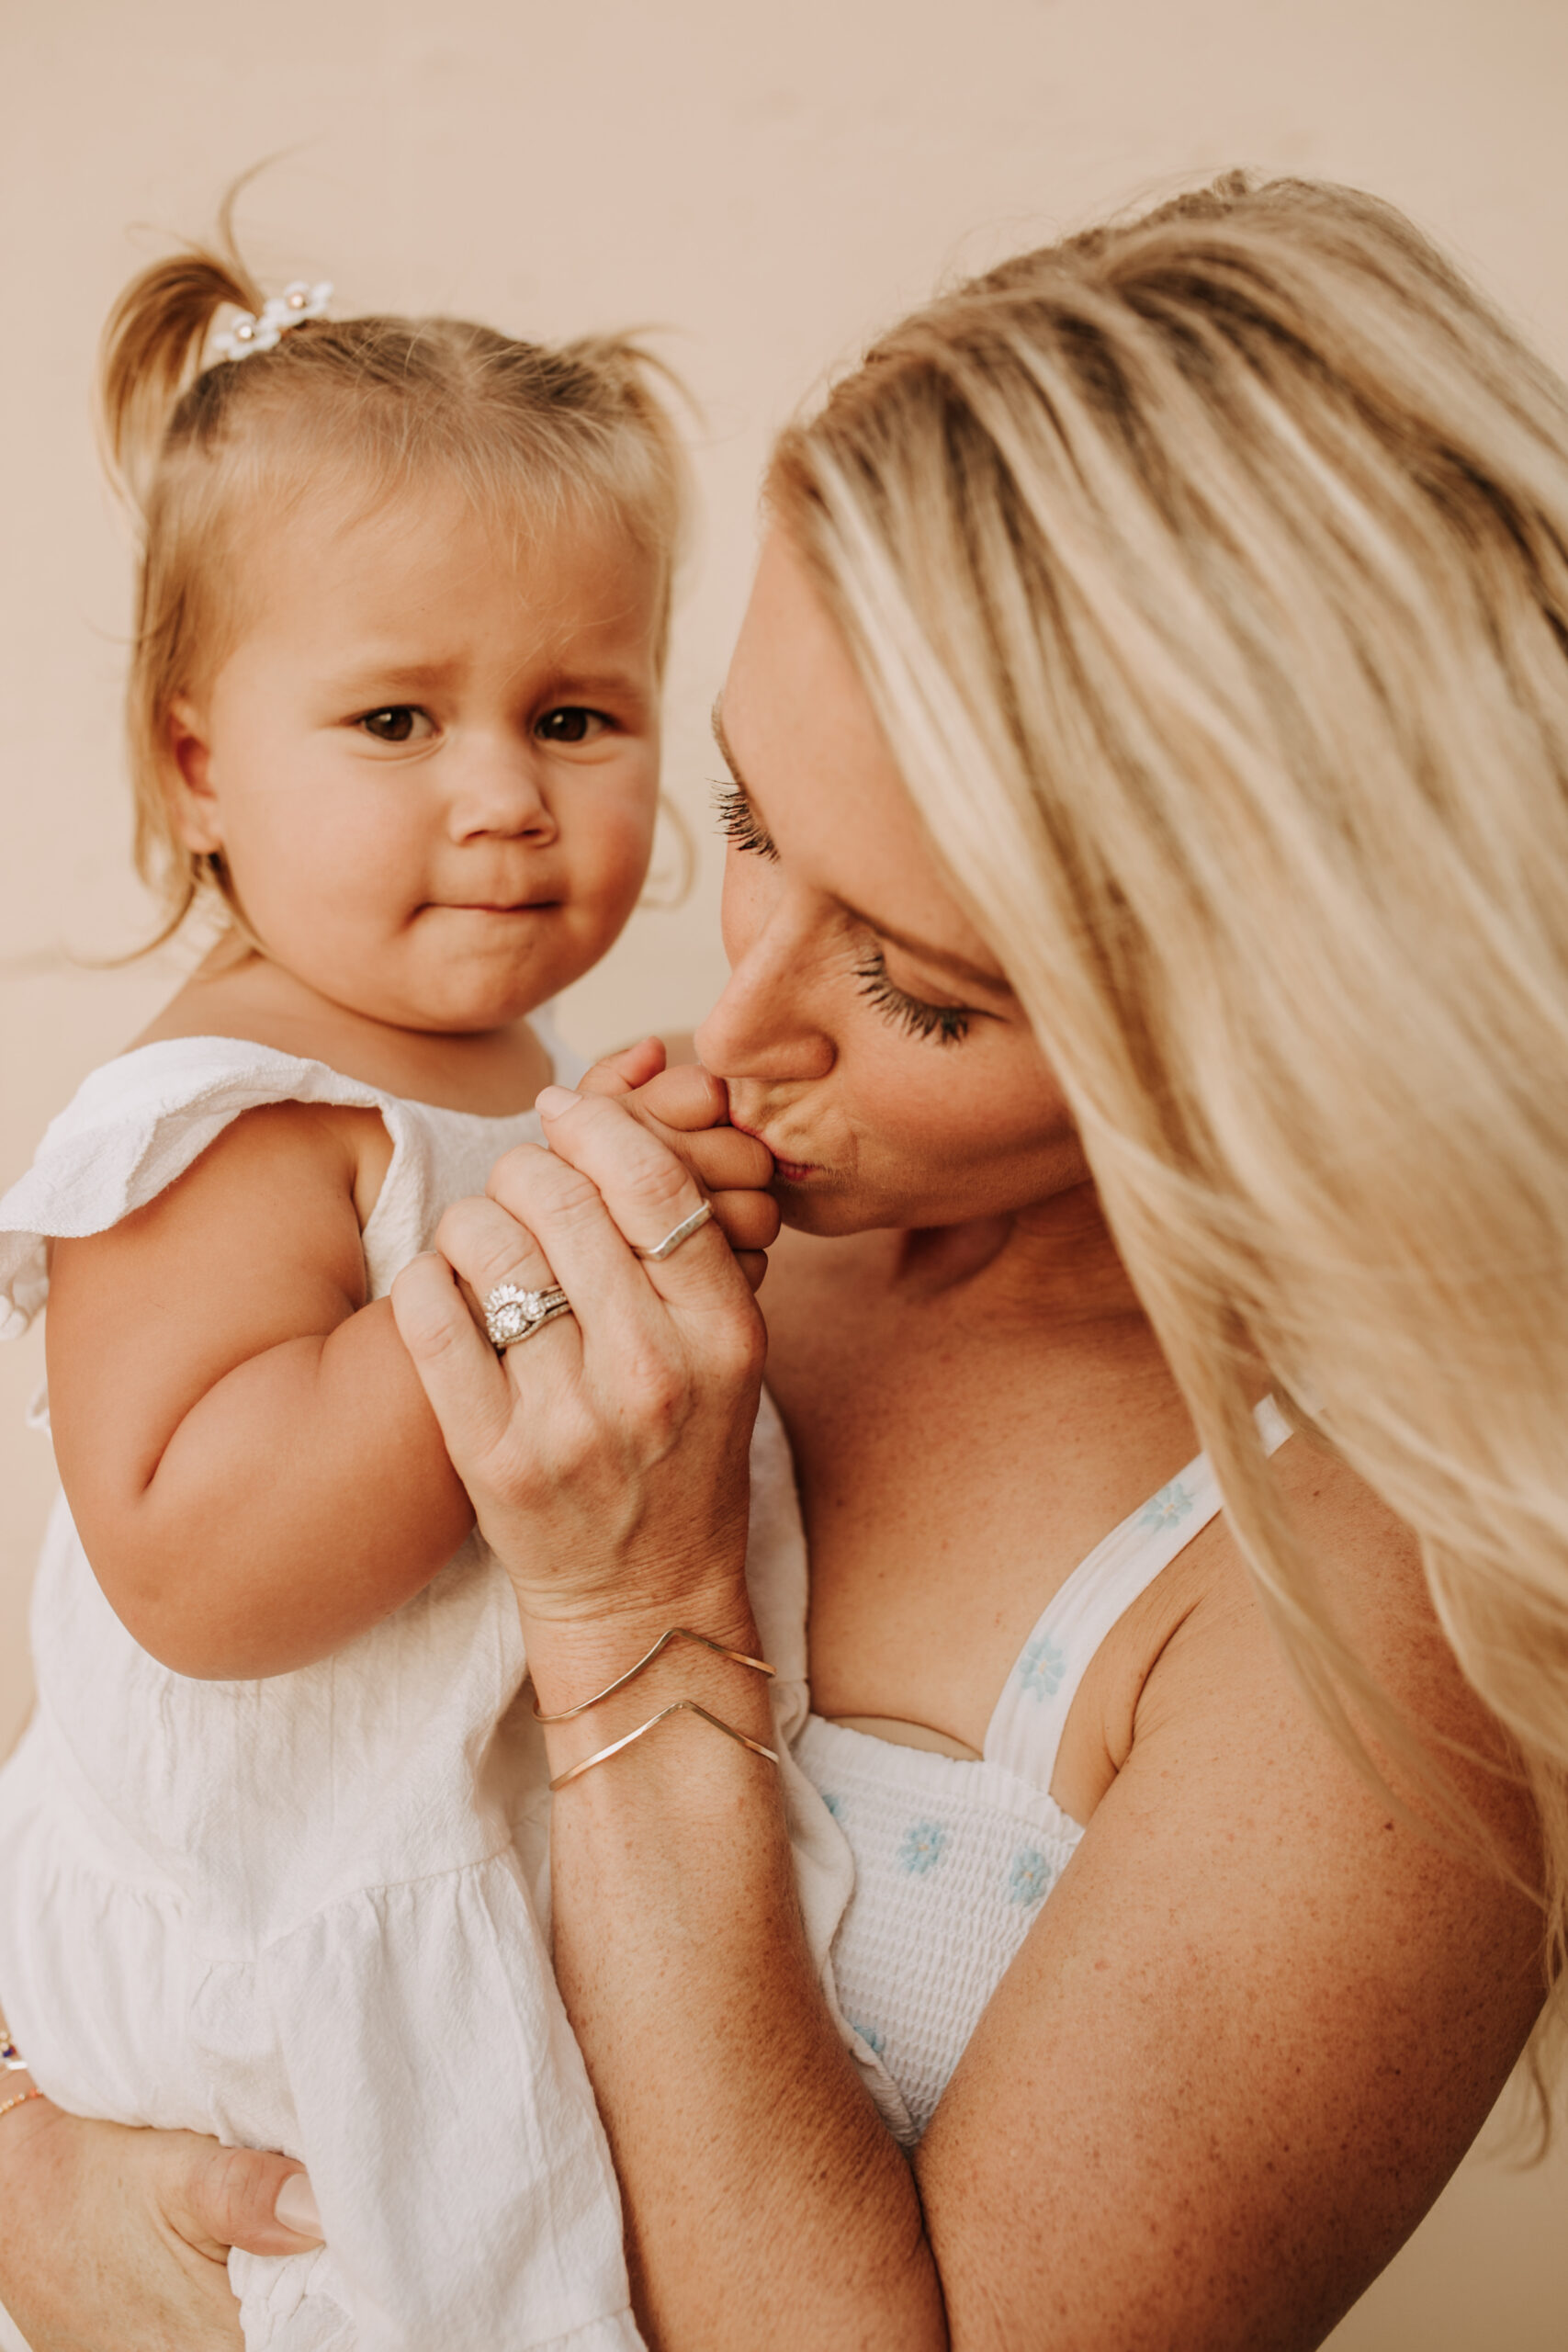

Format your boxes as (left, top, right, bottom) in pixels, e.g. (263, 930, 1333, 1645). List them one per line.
(769, 174, 1568, 1984)
(102, 202, 687, 948)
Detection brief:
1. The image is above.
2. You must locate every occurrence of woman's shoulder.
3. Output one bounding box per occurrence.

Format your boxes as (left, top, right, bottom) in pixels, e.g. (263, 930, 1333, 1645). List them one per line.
(1140, 1437, 1529, 1843)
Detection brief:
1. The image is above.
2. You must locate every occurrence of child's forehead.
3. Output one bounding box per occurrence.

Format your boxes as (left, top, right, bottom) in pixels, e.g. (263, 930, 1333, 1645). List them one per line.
(233, 471, 663, 665)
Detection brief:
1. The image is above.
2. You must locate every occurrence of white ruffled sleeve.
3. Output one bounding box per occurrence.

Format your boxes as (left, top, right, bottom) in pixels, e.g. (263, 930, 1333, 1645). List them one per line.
(0, 1039, 389, 1341)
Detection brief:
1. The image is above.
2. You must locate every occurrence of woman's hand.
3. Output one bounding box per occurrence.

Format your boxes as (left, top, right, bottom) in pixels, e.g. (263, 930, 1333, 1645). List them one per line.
(576, 1039, 780, 1291)
(0, 2094, 319, 2352)
(390, 1085, 768, 1663)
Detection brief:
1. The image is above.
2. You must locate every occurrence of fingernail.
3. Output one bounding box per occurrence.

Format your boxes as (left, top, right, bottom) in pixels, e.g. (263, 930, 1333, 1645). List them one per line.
(275, 2172, 323, 2239)
(536, 1086, 581, 1119)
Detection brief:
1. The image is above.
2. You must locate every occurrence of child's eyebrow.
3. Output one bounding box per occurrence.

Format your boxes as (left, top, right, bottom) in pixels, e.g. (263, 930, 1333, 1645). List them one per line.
(318, 657, 651, 702)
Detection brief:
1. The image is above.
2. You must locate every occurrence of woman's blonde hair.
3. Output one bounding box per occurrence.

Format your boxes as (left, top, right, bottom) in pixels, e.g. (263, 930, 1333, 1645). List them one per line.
(770, 173, 1568, 1978)
(102, 198, 687, 948)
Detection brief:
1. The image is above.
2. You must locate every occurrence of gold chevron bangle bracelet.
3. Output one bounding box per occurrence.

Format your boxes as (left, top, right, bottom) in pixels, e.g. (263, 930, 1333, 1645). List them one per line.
(532, 1627, 774, 1724)
(547, 1699, 780, 1792)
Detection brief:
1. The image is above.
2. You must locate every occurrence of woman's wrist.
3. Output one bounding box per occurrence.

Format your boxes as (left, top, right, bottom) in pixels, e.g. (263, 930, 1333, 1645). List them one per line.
(520, 1577, 761, 1723)
(525, 1592, 774, 1789)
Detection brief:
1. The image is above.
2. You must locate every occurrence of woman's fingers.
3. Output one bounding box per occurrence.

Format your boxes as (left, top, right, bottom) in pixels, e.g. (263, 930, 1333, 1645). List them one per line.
(528, 1089, 746, 1322)
(164, 2143, 323, 2259)
(430, 1192, 566, 1337)
(390, 1250, 525, 1466)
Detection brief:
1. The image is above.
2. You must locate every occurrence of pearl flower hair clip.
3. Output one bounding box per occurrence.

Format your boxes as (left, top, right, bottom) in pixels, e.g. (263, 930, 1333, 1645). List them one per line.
(214, 279, 333, 361)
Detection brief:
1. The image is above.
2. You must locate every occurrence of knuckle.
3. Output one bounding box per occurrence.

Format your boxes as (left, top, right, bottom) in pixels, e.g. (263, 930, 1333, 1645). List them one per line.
(623, 1149, 691, 1223)
(715, 1306, 767, 1385)
(485, 1141, 548, 1212)
(199, 2141, 276, 2241)
(539, 1159, 609, 1231)
(434, 1196, 487, 1257)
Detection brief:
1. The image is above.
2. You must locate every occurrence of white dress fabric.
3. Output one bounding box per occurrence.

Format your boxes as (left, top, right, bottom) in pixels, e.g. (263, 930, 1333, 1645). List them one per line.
(793, 1398, 1292, 2142)
(0, 1024, 875, 2352)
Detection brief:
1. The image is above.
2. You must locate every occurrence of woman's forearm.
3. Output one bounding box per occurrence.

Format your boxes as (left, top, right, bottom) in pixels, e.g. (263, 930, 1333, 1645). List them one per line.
(530, 1610, 946, 2352)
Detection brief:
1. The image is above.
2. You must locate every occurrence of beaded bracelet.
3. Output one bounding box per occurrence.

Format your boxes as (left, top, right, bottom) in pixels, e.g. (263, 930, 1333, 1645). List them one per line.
(532, 1627, 774, 1724)
(547, 1698, 780, 1792)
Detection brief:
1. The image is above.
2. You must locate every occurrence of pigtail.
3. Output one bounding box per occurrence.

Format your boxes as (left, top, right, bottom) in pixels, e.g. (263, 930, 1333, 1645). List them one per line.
(99, 200, 263, 514)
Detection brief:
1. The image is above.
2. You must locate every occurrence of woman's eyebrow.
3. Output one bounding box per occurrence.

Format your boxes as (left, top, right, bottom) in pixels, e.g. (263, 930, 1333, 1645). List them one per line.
(710, 699, 746, 785)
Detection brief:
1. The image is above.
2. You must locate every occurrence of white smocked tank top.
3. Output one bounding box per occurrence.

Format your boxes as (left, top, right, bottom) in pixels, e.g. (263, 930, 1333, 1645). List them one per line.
(792, 1398, 1292, 2143)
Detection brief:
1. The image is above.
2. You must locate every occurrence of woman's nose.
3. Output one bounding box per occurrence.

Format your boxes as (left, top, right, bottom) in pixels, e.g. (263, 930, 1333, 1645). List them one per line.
(694, 867, 834, 1084)
(446, 743, 557, 842)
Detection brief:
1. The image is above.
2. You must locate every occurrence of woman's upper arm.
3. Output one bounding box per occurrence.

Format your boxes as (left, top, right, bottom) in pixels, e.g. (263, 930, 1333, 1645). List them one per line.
(916, 1501, 1543, 2351)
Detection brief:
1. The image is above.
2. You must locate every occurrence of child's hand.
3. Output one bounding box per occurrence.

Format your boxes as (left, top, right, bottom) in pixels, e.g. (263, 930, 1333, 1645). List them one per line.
(576, 1038, 779, 1285)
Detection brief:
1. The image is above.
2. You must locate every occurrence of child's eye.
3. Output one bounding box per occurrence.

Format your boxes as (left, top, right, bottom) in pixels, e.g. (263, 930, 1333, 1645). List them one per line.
(358, 707, 435, 744)
(536, 707, 609, 744)
(712, 779, 778, 863)
(853, 944, 973, 1047)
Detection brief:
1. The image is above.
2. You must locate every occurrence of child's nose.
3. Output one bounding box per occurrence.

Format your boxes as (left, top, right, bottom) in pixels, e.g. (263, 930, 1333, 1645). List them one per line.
(446, 745, 557, 842)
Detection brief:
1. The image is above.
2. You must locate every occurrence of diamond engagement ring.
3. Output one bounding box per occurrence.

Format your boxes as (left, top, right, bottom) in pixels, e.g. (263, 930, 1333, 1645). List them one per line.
(483, 1282, 574, 1352)
(633, 1202, 714, 1262)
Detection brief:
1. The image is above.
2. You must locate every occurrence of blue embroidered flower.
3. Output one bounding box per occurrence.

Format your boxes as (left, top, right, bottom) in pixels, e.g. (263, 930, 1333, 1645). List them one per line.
(1009, 1847, 1055, 1906)
(1141, 1479, 1195, 1531)
(848, 2017, 886, 2056)
(820, 1792, 843, 1821)
(1018, 1630, 1067, 1699)
(897, 1820, 948, 1875)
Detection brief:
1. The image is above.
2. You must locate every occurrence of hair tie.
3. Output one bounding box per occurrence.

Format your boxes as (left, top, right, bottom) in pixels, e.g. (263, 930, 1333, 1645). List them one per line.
(215, 280, 333, 361)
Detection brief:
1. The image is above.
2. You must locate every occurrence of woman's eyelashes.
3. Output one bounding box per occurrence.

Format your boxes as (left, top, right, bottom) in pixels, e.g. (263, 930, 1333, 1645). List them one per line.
(713, 778, 779, 863)
(712, 780, 972, 1043)
(854, 943, 973, 1046)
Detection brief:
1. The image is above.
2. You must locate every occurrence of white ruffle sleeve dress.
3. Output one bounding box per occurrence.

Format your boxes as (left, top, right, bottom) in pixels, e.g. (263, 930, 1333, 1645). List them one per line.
(0, 1028, 880, 2352)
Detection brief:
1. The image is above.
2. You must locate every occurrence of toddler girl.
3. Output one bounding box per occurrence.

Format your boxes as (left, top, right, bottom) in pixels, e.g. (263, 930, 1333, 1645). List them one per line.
(0, 230, 812, 2352)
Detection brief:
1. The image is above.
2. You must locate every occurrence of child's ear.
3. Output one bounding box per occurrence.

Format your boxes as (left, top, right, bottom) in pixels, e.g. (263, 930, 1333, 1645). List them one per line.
(167, 697, 222, 853)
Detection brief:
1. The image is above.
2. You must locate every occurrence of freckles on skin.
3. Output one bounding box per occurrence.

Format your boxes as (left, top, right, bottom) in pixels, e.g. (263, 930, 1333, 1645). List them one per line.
(694, 532, 1085, 1235)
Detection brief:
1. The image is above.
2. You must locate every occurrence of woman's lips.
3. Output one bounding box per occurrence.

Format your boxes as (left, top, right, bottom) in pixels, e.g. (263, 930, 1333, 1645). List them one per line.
(729, 1116, 818, 1184)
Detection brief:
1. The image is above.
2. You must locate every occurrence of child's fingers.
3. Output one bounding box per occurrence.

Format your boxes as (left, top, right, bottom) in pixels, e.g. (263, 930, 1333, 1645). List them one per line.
(577, 1037, 666, 1099)
(671, 1122, 773, 1192)
(632, 1061, 731, 1134)
(706, 1188, 782, 1255)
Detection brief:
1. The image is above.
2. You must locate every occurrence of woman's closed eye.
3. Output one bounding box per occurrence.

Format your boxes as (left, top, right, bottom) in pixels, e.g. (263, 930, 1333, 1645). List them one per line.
(713, 778, 778, 862)
(854, 942, 974, 1046)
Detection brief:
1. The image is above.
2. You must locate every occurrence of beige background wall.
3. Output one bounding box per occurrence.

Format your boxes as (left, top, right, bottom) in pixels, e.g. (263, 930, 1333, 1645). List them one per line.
(4, 3, 1567, 2344)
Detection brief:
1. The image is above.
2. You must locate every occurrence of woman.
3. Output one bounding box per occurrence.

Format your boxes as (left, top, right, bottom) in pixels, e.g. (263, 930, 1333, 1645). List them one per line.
(1, 172, 1562, 2348)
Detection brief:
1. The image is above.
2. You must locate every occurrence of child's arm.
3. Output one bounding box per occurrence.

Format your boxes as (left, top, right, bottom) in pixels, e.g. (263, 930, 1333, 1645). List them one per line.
(49, 1076, 775, 1681)
(48, 1101, 475, 1679)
